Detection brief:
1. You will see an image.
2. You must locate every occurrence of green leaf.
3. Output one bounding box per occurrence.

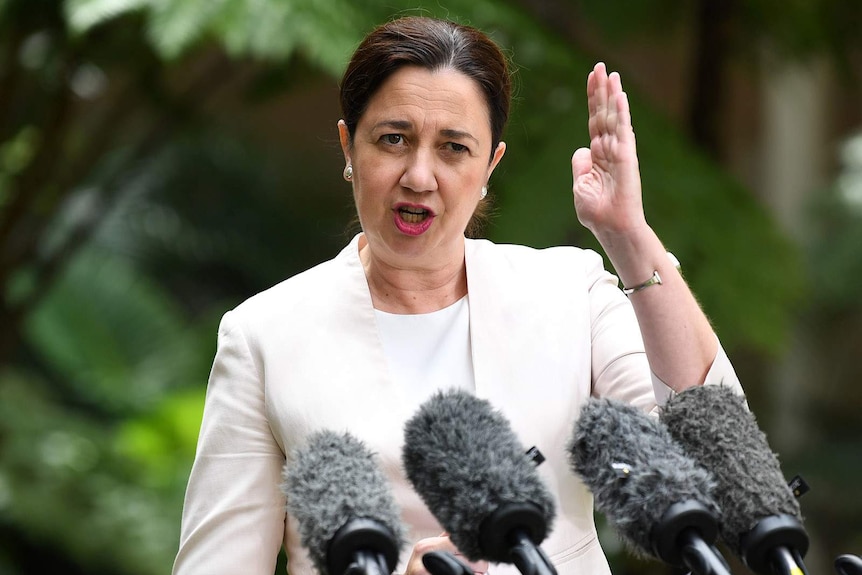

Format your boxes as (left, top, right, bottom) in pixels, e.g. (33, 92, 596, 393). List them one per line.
(114, 389, 204, 487)
(64, 0, 151, 34)
(0, 125, 42, 175)
(143, 0, 220, 59)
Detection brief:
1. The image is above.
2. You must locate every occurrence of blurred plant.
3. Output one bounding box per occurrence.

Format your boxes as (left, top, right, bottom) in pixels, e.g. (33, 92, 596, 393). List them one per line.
(71, 0, 379, 77)
(1, 243, 213, 573)
(0, 371, 196, 574)
(807, 130, 862, 311)
(508, 0, 861, 156)
(777, 128, 862, 572)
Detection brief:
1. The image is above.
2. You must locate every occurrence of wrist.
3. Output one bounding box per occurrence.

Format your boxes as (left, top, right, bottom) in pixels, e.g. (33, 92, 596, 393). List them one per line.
(596, 226, 669, 286)
(620, 252, 681, 295)
(589, 217, 649, 248)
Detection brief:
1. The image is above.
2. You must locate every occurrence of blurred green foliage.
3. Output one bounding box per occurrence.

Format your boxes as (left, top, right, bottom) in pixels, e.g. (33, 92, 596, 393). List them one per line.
(1, 0, 860, 574)
(65, 0, 369, 71)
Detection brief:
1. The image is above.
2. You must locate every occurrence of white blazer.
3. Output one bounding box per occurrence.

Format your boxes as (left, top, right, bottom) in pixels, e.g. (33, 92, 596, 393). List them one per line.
(172, 234, 741, 575)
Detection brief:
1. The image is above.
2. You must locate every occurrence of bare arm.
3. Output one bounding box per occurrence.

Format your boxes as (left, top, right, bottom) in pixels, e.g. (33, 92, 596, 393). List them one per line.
(571, 62, 717, 392)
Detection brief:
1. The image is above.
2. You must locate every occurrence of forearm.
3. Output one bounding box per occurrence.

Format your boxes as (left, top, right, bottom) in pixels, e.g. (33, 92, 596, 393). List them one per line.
(596, 224, 717, 392)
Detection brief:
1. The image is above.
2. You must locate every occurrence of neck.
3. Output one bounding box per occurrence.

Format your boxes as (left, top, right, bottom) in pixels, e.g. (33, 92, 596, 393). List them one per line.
(359, 239, 468, 314)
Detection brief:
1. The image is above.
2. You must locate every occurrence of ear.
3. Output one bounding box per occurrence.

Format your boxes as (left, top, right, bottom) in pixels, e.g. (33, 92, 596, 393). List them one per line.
(486, 141, 507, 180)
(337, 120, 352, 165)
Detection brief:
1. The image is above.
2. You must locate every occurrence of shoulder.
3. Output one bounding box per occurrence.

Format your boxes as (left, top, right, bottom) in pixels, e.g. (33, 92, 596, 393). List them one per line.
(225, 237, 360, 331)
(466, 238, 609, 283)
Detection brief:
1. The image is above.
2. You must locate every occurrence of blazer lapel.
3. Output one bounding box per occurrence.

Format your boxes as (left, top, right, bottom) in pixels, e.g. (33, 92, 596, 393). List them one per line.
(465, 237, 520, 403)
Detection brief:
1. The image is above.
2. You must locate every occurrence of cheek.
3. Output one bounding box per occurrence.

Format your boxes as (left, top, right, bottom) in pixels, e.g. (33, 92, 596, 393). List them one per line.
(355, 155, 402, 189)
(352, 176, 390, 222)
(442, 186, 482, 220)
(444, 170, 485, 201)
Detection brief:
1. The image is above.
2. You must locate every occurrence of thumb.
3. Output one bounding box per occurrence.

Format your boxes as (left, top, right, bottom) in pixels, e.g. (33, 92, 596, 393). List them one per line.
(571, 147, 593, 180)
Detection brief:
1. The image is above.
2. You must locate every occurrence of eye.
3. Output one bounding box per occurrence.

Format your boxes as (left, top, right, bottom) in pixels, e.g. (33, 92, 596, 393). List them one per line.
(381, 134, 403, 145)
(446, 142, 469, 154)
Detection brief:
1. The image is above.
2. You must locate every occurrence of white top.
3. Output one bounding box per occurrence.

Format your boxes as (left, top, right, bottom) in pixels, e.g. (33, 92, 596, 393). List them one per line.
(375, 296, 475, 397)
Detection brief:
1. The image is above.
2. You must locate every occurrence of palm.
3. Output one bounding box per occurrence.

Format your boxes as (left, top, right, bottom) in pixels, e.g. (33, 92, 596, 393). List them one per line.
(571, 63, 645, 236)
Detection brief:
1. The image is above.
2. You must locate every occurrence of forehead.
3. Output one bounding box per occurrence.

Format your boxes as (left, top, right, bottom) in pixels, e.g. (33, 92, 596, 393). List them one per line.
(360, 66, 490, 135)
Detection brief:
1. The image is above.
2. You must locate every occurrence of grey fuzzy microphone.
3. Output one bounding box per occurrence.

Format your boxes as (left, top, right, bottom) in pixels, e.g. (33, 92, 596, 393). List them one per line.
(569, 397, 731, 575)
(282, 430, 405, 575)
(660, 385, 808, 575)
(402, 389, 557, 575)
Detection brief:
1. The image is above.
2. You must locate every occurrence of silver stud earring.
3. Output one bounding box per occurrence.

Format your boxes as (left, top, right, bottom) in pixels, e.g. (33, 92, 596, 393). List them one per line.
(480, 186, 488, 199)
(343, 164, 353, 181)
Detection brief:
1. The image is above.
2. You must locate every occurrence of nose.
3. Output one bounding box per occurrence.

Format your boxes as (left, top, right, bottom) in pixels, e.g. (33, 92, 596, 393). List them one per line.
(399, 149, 438, 193)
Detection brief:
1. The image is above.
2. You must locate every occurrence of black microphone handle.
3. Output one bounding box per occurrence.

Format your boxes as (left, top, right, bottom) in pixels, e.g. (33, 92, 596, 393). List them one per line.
(328, 518, 400, 575)
(741, 514, 810, 575)
(766, 546, 807, 575)
(345, 550, 391, 575)
(677, 529, 733, 575)
(423, 546, 558, 575)
(422, 551, 473, 575)
(508, 529, 558, 575)
(835, 554, 862, 575)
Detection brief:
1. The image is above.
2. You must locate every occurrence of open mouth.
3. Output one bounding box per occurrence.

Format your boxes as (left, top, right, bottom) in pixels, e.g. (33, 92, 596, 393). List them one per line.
(398, 206, 430, 223)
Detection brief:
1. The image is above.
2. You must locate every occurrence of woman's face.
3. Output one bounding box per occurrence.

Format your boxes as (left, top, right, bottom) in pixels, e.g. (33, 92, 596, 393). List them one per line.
(339, 66, 505, 271)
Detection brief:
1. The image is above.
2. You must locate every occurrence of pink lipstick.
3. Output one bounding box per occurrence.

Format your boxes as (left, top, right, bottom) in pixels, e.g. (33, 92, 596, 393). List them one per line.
(393, 203, 435, 236)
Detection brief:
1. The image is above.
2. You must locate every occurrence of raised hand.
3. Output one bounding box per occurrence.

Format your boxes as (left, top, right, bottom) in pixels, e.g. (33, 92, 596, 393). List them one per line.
(571, 62, 646, 240)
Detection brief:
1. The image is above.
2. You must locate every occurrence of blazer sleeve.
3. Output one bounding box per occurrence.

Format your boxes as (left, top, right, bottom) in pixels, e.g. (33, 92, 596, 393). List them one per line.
(585, 251, 658, 412)
(172, 310, 286, 575)
(584, 250, 743, 413)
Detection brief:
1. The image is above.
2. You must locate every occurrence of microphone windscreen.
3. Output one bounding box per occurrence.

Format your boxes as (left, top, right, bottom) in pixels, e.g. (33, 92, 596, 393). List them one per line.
(282, 430, 405, 575)
(659, 385, 801, 554)
(402, 389, 555, 561)
(568, 397, 719, 558)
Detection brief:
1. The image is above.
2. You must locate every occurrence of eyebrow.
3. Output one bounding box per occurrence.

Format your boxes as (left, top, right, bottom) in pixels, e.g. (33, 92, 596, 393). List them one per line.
(372, 120, 480, 146)
(440, 129, 479, 146)
(373, 120, 412, 132)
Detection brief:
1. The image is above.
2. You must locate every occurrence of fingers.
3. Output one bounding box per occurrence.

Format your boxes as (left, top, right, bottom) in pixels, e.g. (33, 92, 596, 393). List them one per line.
(586, 63, 604, 141)
(587, 62, 632, 142)
(436, 538, 488, 575)
(586, 64, 599, 124)
(608, 70, 629, 123)
(404, 534, 489, 575)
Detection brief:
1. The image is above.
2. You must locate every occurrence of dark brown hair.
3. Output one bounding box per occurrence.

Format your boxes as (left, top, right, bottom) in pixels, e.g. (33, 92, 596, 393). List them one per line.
(340, 16, 511, 235)
(340, 16, 511, 160)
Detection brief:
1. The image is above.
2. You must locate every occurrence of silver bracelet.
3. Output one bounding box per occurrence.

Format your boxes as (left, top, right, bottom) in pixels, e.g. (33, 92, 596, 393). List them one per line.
(620, 252, 681, 296)
(622, 270, 662, 296)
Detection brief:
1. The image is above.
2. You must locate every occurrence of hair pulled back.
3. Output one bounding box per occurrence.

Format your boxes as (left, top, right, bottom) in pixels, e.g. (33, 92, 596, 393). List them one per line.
(340, 16, 511, 161)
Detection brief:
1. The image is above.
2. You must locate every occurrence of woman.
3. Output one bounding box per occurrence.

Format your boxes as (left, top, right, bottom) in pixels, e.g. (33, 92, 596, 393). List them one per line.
(172, 16, 742, 575)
